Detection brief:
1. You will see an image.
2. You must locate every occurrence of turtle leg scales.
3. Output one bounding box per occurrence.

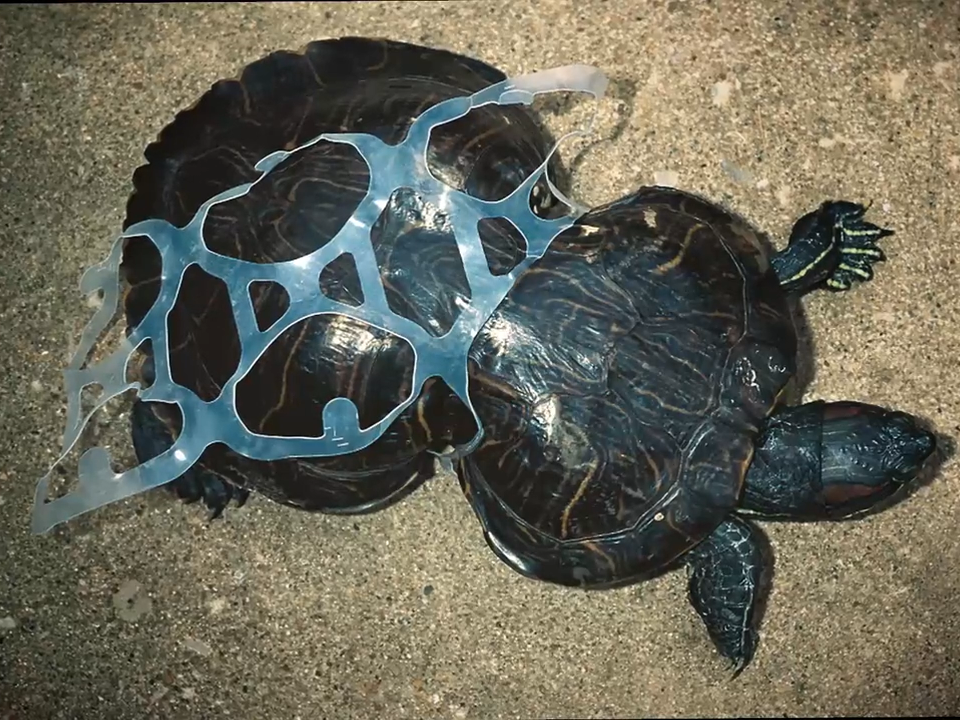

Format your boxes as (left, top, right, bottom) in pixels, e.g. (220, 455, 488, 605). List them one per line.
(130, 400, 249, 519)
(686, 516, 767, 675)
(771, 201, 892, 294)
(740, 401, 936, 520)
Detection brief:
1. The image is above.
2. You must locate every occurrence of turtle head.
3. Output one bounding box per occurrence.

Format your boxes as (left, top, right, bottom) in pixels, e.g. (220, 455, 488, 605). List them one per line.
(743, 401, 938, 522)
(872, 409, 937, 483)
(819, 403, 937, 504)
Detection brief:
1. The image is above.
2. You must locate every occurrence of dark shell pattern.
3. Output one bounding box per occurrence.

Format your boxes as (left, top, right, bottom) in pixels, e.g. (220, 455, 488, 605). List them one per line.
(122, 37, 798, 583)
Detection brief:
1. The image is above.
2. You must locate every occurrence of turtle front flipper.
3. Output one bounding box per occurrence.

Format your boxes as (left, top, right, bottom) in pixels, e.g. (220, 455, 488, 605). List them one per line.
(130, 400, 249, 518)
(771, 201, 892, 294)
(686, 516, 768, 675)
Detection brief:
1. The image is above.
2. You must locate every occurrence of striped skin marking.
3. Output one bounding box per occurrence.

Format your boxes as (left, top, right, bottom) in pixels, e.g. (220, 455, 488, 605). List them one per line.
(783, 244, 833, 284)
(842, 227, 886, 238)
(841, 246, 884, 257)
(838, 262, 873, 279)
(783, 204, 889, 291)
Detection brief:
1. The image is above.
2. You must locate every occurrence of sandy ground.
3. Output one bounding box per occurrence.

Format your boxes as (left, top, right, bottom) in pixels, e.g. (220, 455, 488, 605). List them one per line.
(1, 2, 958, 717)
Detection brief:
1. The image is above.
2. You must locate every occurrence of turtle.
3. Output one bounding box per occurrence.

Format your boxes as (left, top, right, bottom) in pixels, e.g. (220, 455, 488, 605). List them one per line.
(120, 37, 938, 673)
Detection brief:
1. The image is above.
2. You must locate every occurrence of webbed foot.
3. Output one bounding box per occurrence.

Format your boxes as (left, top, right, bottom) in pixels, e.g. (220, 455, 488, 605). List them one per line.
(686, 516, 768, 676)
(166, 460, 250, 519)
(773, 200, 892, 294)
(130, 399, 249, 519)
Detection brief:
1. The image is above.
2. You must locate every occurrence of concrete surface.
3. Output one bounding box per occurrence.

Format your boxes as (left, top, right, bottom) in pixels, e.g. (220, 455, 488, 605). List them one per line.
(1, 1, 958, 717)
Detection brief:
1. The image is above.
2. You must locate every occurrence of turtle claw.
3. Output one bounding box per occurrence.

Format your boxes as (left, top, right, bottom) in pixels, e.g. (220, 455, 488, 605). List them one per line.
(824, 202, 891, 292)
(728, 655, 749, 680)
(686, 517, 764, 678)
(130, 399, 250, 521)
(773, 200, 892, 295)
(167, 470, 250, 520)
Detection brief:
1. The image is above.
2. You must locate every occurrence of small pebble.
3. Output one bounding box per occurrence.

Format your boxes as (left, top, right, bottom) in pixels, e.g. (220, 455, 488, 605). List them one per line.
(653, 169, 679, 187)
(886, 69, 908, 101)
(720, 159, 753, 185)
(711, 79, 735, 107)
(776, 185, 792, 208)
(0, 616, 17, 631)
(113, 579, 153, 622)
(184, 637, 213, 657)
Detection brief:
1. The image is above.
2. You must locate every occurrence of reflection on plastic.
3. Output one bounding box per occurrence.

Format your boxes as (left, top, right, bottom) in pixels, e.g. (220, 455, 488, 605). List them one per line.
(32, 63, 609, 534)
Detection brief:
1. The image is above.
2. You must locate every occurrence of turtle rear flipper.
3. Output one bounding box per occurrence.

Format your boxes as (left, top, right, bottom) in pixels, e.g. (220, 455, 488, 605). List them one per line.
(130, 399, 249, 519)
(686, 516, 768, 675)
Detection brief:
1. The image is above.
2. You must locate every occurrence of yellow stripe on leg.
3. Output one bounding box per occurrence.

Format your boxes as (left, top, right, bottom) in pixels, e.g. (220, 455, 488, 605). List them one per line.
(840, 247, 883, 257)
(838, 262, 872, 279)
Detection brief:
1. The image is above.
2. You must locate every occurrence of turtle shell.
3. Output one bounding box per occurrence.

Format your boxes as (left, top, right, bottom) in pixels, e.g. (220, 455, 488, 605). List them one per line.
(120, 37, 560, 511)
(453, 187, 799, 587)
